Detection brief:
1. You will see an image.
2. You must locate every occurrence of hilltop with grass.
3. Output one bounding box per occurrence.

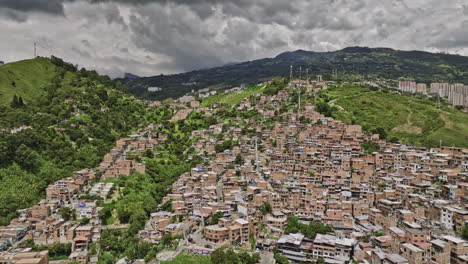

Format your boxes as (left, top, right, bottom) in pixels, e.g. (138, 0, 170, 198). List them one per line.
(0, 57, 58, 105)
(0, 56, 121, 107)
(314, 83, 468, 148)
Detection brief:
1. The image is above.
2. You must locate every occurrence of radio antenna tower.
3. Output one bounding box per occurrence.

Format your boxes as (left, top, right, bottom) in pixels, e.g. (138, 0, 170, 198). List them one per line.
(34, 42, 53, 58)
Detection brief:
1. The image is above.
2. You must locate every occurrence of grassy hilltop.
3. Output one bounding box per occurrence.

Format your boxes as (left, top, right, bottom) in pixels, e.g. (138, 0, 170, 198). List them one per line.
(0, 57, 58, 105)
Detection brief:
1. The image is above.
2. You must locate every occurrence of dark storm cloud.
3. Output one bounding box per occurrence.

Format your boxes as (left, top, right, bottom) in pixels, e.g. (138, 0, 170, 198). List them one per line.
(72, 2, 127, 28)
(0, 8, 28, 21)
(463, 5, 468, 15)
(0, 0, 65, 14)
(0, 0, 67, 21)
(71, 46, 91, 58)
(431, 20, 468, 49)
(127, 4, 225, 71)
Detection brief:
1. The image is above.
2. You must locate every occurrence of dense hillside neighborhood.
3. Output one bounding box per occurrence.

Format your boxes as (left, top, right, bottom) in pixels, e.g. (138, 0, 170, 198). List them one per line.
(1, 71, 467, 263)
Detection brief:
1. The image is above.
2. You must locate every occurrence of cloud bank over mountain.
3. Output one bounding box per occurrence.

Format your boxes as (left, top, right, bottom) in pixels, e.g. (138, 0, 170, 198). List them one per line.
(1, 0, 467, 77)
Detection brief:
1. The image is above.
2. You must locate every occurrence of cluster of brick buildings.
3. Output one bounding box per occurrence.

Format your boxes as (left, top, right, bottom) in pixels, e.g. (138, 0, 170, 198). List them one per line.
(0, 250, 48, 264)
(2, 78, 467, 263)
(137, 80, 468, 263)
(0, 132, 166, 263)
(97, 136, 153, 179)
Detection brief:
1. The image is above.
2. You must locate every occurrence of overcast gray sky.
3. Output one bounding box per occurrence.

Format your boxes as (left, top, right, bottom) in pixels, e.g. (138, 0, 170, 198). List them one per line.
(1, 0, 467, 78)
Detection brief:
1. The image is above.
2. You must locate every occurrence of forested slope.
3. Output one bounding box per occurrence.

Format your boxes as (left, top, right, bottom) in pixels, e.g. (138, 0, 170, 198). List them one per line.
(0, 57, 146, 225)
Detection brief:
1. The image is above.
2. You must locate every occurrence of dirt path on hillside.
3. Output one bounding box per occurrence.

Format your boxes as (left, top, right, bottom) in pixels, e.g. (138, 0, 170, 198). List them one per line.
(440, 112, 454, 130)
(392, 111, 422, 134)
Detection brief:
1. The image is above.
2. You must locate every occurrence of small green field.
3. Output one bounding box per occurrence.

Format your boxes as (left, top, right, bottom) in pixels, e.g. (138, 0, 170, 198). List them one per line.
(319, 84, 468, 148)
(202, 85, 265, 107)
(161, 253, 211, 264)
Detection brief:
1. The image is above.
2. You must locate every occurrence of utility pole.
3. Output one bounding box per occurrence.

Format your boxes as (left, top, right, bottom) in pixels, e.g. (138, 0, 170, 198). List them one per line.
(299, 66, 302, 80)
(255, 138, 259, 169)
(199, 198, 204, 230)
(298, 90, 301, 110)
(34, 42, 36, 57)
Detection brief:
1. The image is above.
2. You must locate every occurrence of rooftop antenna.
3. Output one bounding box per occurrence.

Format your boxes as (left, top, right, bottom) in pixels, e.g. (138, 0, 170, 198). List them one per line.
(290, 65, 293, 79)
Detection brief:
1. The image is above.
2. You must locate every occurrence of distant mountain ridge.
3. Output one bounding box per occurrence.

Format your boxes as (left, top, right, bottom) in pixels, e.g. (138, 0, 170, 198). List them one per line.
(120, 46, 468, 100)
(124, 72, 140, 79)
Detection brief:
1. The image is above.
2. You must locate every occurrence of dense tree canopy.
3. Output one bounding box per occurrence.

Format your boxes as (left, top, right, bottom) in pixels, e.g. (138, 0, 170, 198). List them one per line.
(284, 216, 333, 239)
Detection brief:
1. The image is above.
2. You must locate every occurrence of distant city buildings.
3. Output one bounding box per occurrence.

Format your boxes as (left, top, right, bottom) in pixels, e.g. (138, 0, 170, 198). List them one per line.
(147, 87, 162, 92)
(398, 81, 427, 94)
(399, 81, 468, 107)
(430, 83, 468, 107)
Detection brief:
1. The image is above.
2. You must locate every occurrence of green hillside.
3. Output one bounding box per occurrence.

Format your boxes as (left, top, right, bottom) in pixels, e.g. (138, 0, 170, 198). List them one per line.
(316, 84, 468, 148)
(0, 57, 112, 107)
(0, 56, 146, 225)
(0, 57, 59, 105)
